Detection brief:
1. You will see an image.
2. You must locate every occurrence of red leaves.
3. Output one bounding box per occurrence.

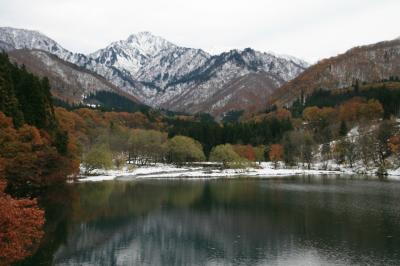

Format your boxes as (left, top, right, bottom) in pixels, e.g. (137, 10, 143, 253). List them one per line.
(269, 144, 284, 168)
(233, 144, 256, 161)
(0, 180, 45, 266)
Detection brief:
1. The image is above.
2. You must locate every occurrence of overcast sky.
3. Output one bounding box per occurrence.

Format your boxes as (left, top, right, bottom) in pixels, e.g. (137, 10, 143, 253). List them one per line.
(0, 0, 399, 63)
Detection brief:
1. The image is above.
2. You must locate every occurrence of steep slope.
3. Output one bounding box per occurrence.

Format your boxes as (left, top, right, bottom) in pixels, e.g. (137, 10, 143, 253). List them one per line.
(0, 27, 147, 103)
(88, 32, 177, 75)
(269, 38, 400, 107)
(86, 32, 211, 105)
(156, 48, 307, 117)
(8, 49, 140, 104)
(192, 72, 282, 117)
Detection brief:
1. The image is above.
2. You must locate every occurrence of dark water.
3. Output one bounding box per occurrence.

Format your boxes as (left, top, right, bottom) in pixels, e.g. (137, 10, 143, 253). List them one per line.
(20, 176, 400, 266)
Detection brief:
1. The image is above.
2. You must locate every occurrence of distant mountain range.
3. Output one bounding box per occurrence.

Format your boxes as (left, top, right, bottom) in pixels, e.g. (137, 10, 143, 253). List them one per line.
(3, 26, 398, 119)
(0, 27, 308, 118)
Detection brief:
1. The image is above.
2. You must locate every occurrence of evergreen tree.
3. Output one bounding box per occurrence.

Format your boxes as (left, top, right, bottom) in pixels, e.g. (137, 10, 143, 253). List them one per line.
(339, 120, 348, 137)
(0, 53, 56, 130)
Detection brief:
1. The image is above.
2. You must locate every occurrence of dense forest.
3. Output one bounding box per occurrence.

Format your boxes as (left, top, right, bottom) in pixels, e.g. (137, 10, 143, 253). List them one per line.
(0, 53, 77, 265)
(1, 52, 400, 264)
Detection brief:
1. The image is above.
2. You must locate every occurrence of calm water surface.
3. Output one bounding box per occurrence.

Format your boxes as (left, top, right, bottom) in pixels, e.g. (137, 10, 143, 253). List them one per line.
(20, 176, 400, 266)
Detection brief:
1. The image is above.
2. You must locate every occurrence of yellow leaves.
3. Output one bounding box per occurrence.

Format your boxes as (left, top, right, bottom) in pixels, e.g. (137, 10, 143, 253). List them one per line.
(358, 99, 384, 121)
(302, 106, 336, 124)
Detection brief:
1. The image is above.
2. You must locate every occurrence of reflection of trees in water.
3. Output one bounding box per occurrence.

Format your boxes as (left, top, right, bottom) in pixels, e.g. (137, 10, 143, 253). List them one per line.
(16, 184, 78, 266)
(20, 179, 400, 265)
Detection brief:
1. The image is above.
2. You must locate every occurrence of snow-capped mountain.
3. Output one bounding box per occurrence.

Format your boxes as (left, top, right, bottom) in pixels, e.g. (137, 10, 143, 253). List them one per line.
(0, 27, 309, 117)
(0, 27, 89, 66)
(84, 32, 213, 105)
(149, 48, 308, 114)
(88, 32, 177, 75)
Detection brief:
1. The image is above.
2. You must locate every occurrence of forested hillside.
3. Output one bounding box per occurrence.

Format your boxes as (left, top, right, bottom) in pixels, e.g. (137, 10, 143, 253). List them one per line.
(269, 38, 400, 107)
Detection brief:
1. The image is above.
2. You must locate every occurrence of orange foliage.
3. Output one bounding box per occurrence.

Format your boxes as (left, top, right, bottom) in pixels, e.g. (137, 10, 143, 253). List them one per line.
(358, 99, 384, 121)
(0, 180, 45, 266)
(233, 144, 256, 161)
(389, 135, 400, 157)
(339, 98, 383, 122)
(273, 108, 292, 120)
(269, 144, 283, 168)
(251, 108, 292, 123)
(0, 112, 78, 189)
(338, 98, 363, 122)
(74, 108, 105, 127)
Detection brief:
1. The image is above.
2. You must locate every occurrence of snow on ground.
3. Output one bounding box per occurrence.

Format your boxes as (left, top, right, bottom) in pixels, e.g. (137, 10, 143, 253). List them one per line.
(388, 167, 400, 179)
(78, 162, 353, 182)
(78, 161, 400, 182)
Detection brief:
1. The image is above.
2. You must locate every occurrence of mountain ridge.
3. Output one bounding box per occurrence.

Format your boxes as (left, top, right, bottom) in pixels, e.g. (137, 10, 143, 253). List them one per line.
(0, 26, 309, 117)
(268, 38, 400, 107)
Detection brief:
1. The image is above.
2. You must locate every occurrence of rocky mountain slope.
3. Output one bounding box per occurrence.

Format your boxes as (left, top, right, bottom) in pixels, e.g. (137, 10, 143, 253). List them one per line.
(269, 38, 400, 107)
(0, 27, 308, 117)
(158, 48, 305, 114)
(7, 49, 140, 104)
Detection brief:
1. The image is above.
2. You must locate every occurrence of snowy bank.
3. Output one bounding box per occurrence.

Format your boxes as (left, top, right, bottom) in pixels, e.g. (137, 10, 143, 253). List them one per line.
(78, 162, 354, 182)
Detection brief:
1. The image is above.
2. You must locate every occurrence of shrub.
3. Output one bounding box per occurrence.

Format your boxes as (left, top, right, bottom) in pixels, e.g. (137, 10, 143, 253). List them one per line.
(83, 145, 113, 173)
(165, 136, 205, 165)
(209, 144, 244, 168)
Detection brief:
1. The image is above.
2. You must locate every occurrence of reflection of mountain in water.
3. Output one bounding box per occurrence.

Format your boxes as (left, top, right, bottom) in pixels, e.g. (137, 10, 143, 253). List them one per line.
(31, 179, 400, 266)
(54, 208, 320, 266)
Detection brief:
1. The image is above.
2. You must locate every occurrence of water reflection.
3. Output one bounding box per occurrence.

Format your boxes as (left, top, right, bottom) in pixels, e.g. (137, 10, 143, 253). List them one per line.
(21, 177, 400, 265)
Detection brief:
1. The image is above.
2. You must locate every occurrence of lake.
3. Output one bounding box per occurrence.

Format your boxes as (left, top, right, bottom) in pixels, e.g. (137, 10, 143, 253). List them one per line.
(19, 176, 400, 266)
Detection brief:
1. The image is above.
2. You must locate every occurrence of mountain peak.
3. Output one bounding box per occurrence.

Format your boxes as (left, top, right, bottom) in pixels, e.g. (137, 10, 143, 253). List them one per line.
(124, 31, 176, 55)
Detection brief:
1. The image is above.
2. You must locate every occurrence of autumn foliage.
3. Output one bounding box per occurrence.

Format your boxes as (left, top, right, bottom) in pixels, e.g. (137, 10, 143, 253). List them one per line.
(269, 144, 284, 169)
(0, 112, 79, 189)
(339, 98, 383, 122)
(233, 144, 256, 161)
(0, 180, 45, 266)
(389, 135, 400, 160)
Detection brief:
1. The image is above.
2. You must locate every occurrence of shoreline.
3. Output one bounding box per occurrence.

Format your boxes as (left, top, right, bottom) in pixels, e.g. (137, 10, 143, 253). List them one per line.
(77, 162, 400, 182)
